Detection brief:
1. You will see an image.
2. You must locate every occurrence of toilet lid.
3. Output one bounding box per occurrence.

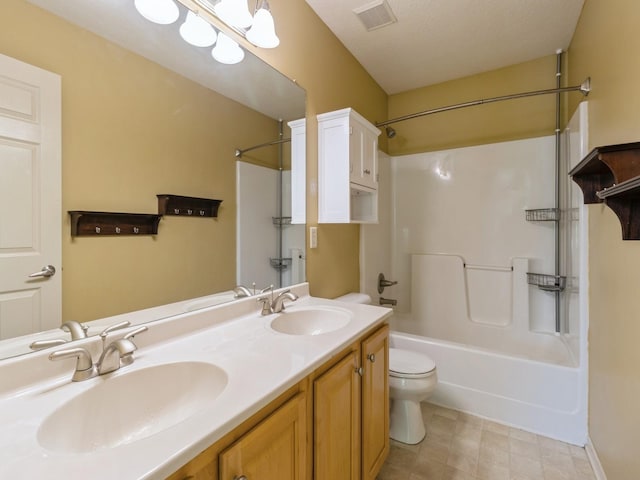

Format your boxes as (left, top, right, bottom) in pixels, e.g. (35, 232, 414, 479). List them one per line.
(389, 348, 436, 377)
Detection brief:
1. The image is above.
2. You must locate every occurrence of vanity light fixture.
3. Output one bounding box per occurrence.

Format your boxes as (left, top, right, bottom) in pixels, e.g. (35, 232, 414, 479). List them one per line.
(134, 0, 180, 25)
(180, 11, 218, 47)
(214, 0, 253, 29)
(246, 0, 279, 48)
(212, 33, 245, 64)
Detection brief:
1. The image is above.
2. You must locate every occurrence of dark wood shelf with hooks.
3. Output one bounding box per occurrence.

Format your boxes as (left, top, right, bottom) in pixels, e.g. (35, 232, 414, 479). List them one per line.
(569, 141, 640, 239)
(156, 194, 222, 218)
(68, 211, 161, 237)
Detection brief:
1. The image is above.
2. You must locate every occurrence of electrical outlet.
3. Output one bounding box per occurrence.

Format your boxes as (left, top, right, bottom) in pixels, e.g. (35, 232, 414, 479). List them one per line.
(309, 226, 318, 248)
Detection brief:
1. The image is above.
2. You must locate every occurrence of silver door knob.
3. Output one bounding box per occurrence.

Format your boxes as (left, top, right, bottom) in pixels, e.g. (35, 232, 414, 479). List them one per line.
(28, 265, 56, 278)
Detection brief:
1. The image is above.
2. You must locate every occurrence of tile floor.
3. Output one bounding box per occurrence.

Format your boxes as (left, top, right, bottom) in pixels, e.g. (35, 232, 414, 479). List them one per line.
(377, 402, 596, 480)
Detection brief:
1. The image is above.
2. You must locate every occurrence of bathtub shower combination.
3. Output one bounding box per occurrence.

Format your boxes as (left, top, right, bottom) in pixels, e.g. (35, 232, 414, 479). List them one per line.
(361, 103, 589, 445)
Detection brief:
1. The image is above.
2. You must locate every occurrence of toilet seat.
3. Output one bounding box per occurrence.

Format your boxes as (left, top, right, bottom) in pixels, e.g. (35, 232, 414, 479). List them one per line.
(389, 348, 436, 378)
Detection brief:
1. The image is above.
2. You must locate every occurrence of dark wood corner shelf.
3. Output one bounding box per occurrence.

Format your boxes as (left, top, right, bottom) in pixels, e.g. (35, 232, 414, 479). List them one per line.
(570, 141, 640, 239)
(596, 176, 640, 240)
(69, 211, 161, 237)
(157, 194, 222, 218)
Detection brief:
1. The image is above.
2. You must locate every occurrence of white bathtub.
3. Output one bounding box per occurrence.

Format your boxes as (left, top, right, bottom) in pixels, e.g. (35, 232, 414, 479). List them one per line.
(390, 330, 588, 446)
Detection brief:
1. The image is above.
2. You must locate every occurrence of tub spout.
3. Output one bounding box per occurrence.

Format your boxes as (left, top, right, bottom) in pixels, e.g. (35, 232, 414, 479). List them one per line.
(379, 297, 397, 307)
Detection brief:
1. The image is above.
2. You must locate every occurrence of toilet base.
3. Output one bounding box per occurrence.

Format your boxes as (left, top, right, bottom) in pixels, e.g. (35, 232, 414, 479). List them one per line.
(389, 399, 426, 444)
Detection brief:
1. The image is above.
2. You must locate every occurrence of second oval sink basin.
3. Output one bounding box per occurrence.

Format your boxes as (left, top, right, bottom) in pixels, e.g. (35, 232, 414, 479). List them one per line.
(38, 361, 227, 453)
(270, 306, 352, 335)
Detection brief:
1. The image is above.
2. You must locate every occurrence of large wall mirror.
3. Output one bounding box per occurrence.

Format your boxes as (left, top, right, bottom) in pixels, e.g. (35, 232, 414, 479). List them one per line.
(0, 0, 306, 359)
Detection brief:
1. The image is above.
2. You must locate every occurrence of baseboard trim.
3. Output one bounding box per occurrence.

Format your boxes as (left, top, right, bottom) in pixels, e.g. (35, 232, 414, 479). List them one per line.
(586, 436, 607, 480)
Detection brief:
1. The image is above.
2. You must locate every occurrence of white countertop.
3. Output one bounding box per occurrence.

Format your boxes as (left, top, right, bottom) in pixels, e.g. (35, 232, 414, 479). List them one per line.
(0, 283, 392, 479)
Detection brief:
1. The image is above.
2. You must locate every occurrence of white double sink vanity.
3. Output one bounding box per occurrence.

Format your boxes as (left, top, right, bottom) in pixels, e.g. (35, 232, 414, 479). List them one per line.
(0, 283, 392, 480)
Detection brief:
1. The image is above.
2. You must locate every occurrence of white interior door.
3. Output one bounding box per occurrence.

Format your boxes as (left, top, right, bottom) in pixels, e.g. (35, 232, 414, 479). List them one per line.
(0, 53, 61, 340)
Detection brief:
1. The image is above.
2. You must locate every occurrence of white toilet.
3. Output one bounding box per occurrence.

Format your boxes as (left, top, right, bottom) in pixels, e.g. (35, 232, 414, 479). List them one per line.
(334, 293, 438, 444)
(388, 347, 437, 444)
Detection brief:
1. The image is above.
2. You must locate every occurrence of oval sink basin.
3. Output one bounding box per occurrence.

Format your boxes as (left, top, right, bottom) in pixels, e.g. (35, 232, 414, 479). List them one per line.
(270, 306, 352, 335)
(38, 362, 227, 453)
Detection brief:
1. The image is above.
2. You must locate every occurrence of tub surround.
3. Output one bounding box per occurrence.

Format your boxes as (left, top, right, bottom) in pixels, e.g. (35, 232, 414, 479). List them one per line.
(0, 283, 392, 479)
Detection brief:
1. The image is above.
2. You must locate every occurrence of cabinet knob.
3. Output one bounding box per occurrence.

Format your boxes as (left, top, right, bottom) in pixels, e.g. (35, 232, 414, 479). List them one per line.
(355, 366, 364, 376)
(234, 476, 248, 480)
(367, 353, 376, 363)
(364, 169, 371, 175)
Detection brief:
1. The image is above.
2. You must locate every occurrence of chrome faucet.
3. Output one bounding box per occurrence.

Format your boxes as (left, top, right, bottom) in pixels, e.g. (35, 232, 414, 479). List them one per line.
(233, 285, 253, 298)
(97, 326, 148, 375)
(273, 291, 298, 313)
(257, 289, 299, 315)
(49, 325, 148, 381)
(97, 338, 137, 375)
(60, 321, 89, 340)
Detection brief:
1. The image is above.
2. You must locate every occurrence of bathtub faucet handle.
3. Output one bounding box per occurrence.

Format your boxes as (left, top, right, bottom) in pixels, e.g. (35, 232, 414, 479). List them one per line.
(377, 273, 398, 294)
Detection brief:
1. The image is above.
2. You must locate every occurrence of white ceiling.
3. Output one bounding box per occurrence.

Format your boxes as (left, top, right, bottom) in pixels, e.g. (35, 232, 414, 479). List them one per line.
(305, 0, 585, 94)
(26, 0, 305, 121)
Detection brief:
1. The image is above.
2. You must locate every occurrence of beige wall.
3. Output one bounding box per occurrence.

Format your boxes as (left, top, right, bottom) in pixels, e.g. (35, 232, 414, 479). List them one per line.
(568, 0, 640, 478)
(239, 0, 389, 299)
(387, 55, 560, 156)
(1, 0, 280, 322)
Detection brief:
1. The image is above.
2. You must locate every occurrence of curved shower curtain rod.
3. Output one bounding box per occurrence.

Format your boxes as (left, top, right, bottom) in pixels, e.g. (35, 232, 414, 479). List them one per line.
(376, 77, 591, 131)
(235, 137, 291, 158)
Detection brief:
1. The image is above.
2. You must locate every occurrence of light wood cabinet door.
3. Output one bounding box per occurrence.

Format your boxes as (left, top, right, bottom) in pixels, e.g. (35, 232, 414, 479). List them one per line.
(361, 325, 390, 480)
(219, 393, 307, 480)
(313, 350, 361, 480)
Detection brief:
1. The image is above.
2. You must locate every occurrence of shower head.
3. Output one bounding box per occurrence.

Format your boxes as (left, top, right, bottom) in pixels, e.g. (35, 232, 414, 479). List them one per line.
(385, 126, 396, 138)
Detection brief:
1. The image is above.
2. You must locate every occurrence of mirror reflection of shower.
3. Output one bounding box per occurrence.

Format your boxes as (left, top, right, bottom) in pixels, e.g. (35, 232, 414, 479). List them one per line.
(236, 121, 306, 290)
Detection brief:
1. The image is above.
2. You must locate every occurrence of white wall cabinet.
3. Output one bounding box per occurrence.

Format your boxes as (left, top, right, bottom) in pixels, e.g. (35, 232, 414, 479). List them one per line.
(317, 108, 381, 223)
(287, 118, 306, 225)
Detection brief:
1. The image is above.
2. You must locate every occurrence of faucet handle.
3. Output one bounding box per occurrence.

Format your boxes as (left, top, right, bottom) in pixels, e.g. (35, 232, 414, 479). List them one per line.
(377, 273, 398, 294)
(123, 325, 148, 341)
(30, 338, 67, 351)
(257, 296, 273, 316)
(260, 284, 274, 294)
(99, 320, 131, 350)
(49, 347, 97, 382)
(99, 320, 131, 340)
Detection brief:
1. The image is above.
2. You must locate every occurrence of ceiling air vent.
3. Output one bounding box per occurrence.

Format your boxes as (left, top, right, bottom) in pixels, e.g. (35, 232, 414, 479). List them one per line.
(353, 0, 397, 31)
